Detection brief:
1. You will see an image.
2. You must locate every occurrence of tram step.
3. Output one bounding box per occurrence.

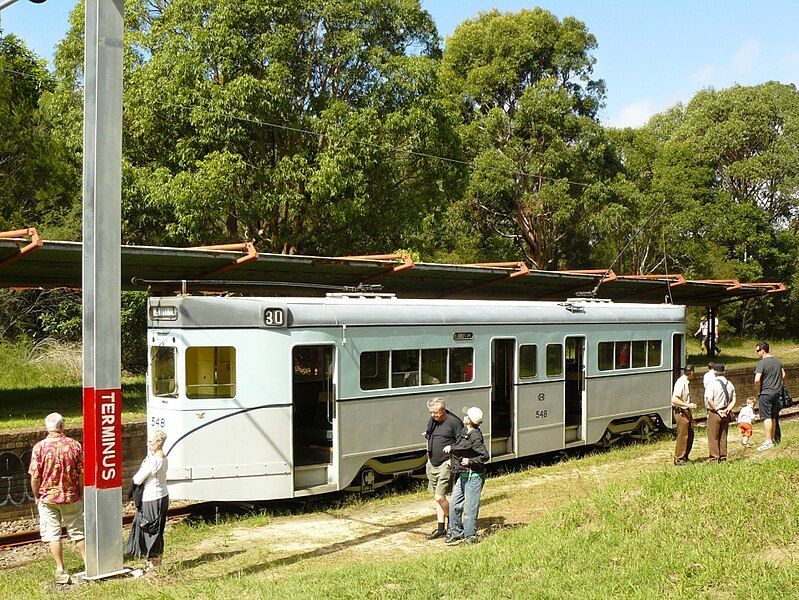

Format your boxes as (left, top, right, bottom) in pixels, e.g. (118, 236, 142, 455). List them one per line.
(294, 463, 331, 488)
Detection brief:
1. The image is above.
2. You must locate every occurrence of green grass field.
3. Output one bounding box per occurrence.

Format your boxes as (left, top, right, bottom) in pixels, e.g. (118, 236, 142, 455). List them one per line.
(0, 340, 145, 429)
(3, 425, 799, 599)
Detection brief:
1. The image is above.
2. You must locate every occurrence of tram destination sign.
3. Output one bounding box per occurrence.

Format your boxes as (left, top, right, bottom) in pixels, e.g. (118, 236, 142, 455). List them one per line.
(263, 307, 286, 327)
(453, 332, 473, 341)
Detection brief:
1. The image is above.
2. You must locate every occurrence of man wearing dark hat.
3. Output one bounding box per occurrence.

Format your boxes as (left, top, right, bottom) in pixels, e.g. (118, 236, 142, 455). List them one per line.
(704, 363, 737, 462)
(671, 364, 697, 465)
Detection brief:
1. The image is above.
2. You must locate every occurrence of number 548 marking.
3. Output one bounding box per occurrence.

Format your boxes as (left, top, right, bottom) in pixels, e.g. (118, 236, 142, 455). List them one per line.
(535, 410, 548, 419)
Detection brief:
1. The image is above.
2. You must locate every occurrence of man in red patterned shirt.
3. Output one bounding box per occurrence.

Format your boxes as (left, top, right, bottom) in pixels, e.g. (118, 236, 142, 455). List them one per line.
(28, 412, 85, 584)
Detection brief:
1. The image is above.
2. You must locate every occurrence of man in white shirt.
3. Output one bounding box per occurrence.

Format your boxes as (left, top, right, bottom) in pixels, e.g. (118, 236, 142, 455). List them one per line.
(703, 362, 716, 394)
(704, 363, 736, 462)
(671, 364, 697, 465)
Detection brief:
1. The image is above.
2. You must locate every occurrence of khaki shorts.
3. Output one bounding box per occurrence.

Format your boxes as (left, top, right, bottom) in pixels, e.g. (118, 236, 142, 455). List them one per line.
(38, 500, 84, 543)
(426, 459, 453, 499)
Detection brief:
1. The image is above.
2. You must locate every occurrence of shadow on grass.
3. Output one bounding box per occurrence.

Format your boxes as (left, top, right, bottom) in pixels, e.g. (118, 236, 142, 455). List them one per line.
(172, 550, 247, 570)
(0, 381, 146, 426)
(221, 492, 510, 577)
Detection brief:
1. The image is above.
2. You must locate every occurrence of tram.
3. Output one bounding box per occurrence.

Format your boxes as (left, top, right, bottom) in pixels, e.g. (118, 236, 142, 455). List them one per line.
(145, 294, 685, 501)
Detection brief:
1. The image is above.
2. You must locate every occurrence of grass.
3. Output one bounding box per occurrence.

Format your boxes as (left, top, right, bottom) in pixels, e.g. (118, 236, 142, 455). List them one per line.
(0, 339, 145, 429)
(685, 336, 799, 368)
(4, 426, 799, 599)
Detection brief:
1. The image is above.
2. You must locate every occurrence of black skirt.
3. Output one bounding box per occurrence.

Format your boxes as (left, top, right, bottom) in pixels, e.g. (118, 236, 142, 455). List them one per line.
(125, 495, 169, 559)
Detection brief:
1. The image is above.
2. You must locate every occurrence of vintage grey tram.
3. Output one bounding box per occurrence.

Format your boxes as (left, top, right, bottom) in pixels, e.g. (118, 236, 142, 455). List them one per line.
(146, 295, 685, 501)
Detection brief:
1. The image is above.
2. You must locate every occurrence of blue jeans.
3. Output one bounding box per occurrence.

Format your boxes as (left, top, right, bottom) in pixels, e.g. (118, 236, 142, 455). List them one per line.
(448, 472, 485, 539)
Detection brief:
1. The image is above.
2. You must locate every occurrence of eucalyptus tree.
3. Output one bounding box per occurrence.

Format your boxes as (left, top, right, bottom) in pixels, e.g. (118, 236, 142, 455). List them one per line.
(52, 0, 461, 255)
(0, 34, 77, 234)
(441, 8, 613, 269)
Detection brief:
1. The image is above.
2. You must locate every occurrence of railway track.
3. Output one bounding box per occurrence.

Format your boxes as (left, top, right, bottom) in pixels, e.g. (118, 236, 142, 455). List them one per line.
(0, 502, 208, 551)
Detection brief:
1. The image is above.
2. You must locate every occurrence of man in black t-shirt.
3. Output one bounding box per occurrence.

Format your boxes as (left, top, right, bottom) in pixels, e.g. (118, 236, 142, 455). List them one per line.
(754, 341, 786, 451)
(423, 397, 463, 540)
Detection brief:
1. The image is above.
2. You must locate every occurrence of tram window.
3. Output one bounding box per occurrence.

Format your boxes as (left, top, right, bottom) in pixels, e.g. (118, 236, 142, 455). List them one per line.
(392, 349, 420, 388)
(151, 346, 177, 397)
(449, 347, 474, 383)
(598, 342, 614, 371)
(615, 342, 630, 369)
(185, 346, 236, 399)
(360, 351, 389, 390)
(631, 341, 647, 368)
(546, 344, 563, 377)
(293, 346, 327, 382)
(647, 340, 662, 367)
(421, 348, 446, 385)
(519, 344, 537, 379)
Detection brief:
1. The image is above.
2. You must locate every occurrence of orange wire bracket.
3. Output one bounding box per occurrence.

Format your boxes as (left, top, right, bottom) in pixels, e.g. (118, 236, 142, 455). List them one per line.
(340, 253, 415, 283)
(0, 227, 43, 269)
(623, 273, 687, 287)
(743, 282, 788, 295)
(692, 279, 741, 291)
(192, 241, 259, 279)
(559, 269, 618, 285)
(468, 261, 530, 279)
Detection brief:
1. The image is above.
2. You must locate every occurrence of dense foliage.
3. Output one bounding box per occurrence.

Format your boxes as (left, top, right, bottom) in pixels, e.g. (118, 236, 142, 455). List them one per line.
(1, 3, 798, 350)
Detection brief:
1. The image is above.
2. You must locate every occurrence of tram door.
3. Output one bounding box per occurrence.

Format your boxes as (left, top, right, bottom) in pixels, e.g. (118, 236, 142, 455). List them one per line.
(672, 333, 684, 384)
(491, 339, 515, 456)
(292, 345, 335, 468)
(564, 337, 585, 443)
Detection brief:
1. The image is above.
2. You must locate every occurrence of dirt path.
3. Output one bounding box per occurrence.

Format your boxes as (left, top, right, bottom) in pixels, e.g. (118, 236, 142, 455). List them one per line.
(170, 439, 689, 580)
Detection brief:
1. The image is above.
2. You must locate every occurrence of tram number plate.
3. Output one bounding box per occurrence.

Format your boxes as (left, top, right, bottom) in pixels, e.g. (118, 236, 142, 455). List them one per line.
(535, 410, 548, 419)
(150, 416, 166, 428)
(263, 308, 286, 327)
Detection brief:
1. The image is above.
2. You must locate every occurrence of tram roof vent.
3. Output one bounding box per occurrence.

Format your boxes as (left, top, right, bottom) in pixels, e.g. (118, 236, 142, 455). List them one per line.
(325, 291, 397, 299)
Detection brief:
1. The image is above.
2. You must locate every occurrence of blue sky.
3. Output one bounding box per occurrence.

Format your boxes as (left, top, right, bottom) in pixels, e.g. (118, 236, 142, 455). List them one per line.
(2, 0, 798, 127)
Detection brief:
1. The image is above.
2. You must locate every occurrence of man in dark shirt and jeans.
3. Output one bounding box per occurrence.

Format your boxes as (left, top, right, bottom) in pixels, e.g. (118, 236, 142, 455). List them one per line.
(754, 341, 786, 451)
(423, 397, 463, 540)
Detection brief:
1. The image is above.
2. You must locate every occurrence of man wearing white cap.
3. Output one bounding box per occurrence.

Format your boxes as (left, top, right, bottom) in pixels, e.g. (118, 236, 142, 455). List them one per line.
(444, 406, 490, 545)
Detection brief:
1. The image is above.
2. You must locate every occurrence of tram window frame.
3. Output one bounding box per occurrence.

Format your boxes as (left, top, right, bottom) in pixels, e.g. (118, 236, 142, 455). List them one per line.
(631, 340, 647, 368)
(615, 342, 631, 370)
(546, 344, 563, 377)
(360, 351, 389, 390)
(518, 344, 538, 379)
(151, 346, 178, 398)
(391, 349, 420, 388)
(449, 347, 474, 383)
(647, 340, 662, 367)
(421, 348, 447, 386)
(598, 342, 614, 371)
(185, 346, 236, 399)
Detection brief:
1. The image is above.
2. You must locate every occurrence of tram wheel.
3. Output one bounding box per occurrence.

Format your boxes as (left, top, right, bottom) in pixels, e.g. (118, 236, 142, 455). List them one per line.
(638, 420, 653, 443)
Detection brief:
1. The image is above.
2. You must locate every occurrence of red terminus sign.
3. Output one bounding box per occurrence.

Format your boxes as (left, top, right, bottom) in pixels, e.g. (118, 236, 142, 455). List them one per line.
(83, 388, 123, 488)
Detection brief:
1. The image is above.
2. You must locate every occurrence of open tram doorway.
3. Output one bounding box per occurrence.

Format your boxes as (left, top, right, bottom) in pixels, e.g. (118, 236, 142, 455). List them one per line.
(491, 339, 515, 457)
(565, 336, 585, 443)
(672, 333, 685, 384)
(292, 345, 335, 468)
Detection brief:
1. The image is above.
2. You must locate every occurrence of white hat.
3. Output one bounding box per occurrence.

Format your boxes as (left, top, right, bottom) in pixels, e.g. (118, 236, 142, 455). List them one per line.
(466, 407, 483, 425)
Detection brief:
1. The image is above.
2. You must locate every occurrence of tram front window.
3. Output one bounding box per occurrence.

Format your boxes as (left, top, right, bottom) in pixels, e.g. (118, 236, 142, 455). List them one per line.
(151, 346, 177, 398)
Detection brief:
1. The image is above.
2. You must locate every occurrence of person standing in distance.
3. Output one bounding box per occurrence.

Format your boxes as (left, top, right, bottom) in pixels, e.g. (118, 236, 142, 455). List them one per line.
(672, 365, 697, 465)
(28, 413, 86, 584)
(754, 342, 785, 451)
(423, 397, 463, 540)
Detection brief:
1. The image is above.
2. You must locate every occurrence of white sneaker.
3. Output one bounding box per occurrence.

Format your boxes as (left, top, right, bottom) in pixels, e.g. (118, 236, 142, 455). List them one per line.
(757, 440, 774, 451)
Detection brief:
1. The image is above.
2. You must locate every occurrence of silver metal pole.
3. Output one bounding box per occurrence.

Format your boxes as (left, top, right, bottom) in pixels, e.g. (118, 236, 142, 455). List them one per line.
(81, 0, 125, 579)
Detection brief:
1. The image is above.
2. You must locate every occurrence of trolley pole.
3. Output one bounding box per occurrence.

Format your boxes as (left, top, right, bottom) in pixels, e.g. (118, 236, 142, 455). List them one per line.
(81, 0, 125, 579)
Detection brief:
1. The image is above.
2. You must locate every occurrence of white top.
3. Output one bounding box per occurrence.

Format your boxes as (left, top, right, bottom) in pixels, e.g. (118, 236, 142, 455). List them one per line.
(737, 405, 755, 425)
(703, 370, 716, 391)
(672, 374, 691, 405)
(133, 454, 169, 501)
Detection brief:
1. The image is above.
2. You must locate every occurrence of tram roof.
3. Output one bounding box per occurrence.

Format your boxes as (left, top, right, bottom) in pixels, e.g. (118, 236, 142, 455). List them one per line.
(150, 295, 686, 328)
(0, 236, 786, 307)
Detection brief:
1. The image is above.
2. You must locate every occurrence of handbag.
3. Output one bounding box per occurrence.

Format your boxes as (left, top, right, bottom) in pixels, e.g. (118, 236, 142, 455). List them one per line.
(780, 384, 793, 410)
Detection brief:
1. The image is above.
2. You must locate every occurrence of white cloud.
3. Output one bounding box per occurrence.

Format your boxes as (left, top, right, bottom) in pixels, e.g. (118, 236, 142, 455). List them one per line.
(605, 101, 657, 128)
(731, 39, 761, 76)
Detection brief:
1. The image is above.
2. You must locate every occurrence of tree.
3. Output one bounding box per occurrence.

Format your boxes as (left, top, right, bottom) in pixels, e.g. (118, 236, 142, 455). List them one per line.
(0, 34, 78, 236)
(441, 8, 613, 269)
(52, 0, 462, 255)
